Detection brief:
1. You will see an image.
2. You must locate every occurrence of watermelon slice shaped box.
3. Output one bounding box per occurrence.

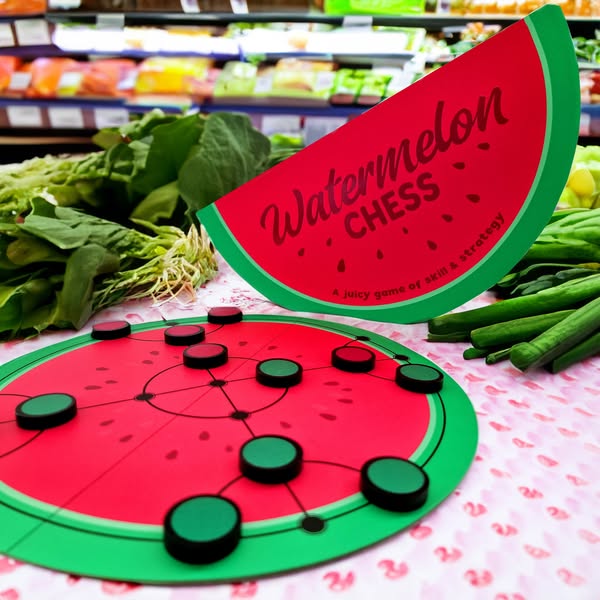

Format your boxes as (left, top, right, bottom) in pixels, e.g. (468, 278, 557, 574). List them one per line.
(200, 6, 580, 323)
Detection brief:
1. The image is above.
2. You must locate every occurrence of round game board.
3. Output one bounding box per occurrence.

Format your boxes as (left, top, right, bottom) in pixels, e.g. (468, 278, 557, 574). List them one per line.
(0, 310, 477, 584)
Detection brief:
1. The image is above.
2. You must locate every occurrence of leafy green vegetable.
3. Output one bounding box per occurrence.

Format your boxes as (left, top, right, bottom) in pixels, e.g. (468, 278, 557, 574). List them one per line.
(178, 112, 271, 213)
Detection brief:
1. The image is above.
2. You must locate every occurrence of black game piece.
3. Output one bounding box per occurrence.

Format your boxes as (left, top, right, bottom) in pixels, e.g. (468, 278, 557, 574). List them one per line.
(240, 435, 303, 484)
(256, 359, 303, 388)
(395, 363, 444, 393)
(163, 495, 241, 564)
(360, 456, 429, 512)
(183, 344, 228, 369)
(91, 321, 131, 340)
(331, 346, 376, 373)
(207, 307, 243, 325)
(164, 325, 206, 346)
(16, 393, 77, 430)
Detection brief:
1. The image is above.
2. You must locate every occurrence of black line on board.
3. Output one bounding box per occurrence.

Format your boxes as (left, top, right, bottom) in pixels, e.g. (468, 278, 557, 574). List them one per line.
(229, 356, 260, 362)
(365, 372, 396, 383)
(215, 374, 256, 438)
(418, 393, 447, 469)
(284, 483, 307, 515)
(78, 398, 136, 411)
(205, 324, 224, 336)
(0, 393, 29, 398)
(249, 388, 289, 415)
(126, 336, 164, 342)
(216, 475, 244, 496)
(305, 459, 360, 472)
(242, 501, 371, 539)
(143, 399, 231, 420)
(150, 382, 214, 397)
(141, 363, 183, 394)
(0, 430, 44, 460)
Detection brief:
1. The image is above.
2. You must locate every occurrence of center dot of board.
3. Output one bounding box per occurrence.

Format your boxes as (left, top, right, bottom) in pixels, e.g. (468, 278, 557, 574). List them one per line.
(210, 380, 227, 387)
(230, 410, 250, 420)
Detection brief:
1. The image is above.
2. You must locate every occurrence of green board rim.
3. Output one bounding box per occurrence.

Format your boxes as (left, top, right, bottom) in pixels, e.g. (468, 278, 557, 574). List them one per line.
(0, 314, 477, 583)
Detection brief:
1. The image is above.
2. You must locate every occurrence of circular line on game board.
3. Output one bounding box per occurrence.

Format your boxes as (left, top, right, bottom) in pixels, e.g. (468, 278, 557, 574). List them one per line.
(0, 430, 43, 459)
(305, 459, 360, 472)
(141, 363, 186, 394)
(417, 393, 447, 468)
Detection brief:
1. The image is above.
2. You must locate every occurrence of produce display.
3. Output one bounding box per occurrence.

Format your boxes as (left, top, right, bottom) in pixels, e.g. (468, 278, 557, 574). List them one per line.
(560, 145, 600, 208)
(0, 110, 292, 339)
(428, 208, 600, 372)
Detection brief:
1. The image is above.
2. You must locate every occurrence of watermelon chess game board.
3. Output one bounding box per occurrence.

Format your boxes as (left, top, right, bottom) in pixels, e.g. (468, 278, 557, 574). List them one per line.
(0, 308, 476, 582)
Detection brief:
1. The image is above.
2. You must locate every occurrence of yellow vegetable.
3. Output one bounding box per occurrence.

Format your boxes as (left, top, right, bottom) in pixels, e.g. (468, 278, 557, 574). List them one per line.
(567, 168, 596, 197)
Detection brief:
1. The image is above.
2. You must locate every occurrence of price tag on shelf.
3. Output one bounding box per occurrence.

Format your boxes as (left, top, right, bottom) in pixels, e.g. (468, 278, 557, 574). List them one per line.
(48, 106, 85, 129)
(0, 24, 15, 48)
(230, 0, 249, 13)
(180, 0, 200, 13)
(8, 72, 32, 92)
(48, 0, 82, 7)
(96, 13, 125, 30)
(94, 108, 130, 129)
(341, 15, 373, 28)
(14, 19, 52, 46)
(303, 116, 347, 146)
(261, 115, 301, 136)
(6, 105, 43, 128)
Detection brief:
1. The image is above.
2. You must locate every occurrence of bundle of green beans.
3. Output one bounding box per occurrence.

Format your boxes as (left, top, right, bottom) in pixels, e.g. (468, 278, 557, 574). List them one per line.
(427, 208, 600, 373)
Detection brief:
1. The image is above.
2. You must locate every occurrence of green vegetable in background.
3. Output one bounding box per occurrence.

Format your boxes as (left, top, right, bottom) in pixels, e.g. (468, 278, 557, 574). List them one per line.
(0, 109, 296, 339)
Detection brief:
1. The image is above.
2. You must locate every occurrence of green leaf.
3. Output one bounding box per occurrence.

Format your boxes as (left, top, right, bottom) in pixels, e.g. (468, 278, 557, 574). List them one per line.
(21, 214, 90, 250)
(6, 236, 67, 266)
(178, 112, 271, 213)
(55, 243, 120, 329)
(0, 278, 54, 337)
(130, 181, 180, 223)
(132, 114, 205, 196)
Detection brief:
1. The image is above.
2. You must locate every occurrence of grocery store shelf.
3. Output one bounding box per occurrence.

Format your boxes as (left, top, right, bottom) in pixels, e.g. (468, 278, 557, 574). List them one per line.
(42, 10, 600, 28)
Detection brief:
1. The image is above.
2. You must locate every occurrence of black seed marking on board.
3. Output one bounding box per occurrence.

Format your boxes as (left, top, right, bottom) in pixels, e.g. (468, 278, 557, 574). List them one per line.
(453, 162, 466, 170)
(298, 248, 305, 257)
(326, 237, 332, 247)
(238, 341, 248, 346)
(150, 351, 160, 356)
(320, 413, 337, 421)
(402, 227, 409, 234)
(337, 259, 346, 273)
(467, 194, 480, 203)
(267, 345, 277, 350)
(85, 385, 101, 390)
(394, 353, 409, 360)
(338, 398, 353, 404)
(199, 431, 210, 441)
(341, 387, 352, 392)
(136, 393, 154, 401)
(105, 380, 118, 384)
(442, 214, 453, 222)
(166, 450, 178, 460)
(120, 434, 133, 442)
(324, 381, 339, 386)
(225, 445, 233, 452)
(376, 249, 384, 260)
(478, 142, 490, 150)
(100, 419, 114, 426)
(96, 367, 109, 371)
(356, 335, 370, 341)
(427, 240, 438, 251)
(142, 359, 154, 365)
(280, 421, 292, 429)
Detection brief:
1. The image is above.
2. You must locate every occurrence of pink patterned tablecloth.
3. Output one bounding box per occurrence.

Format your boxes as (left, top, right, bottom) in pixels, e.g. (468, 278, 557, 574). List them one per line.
(0, 258, 598, 600)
